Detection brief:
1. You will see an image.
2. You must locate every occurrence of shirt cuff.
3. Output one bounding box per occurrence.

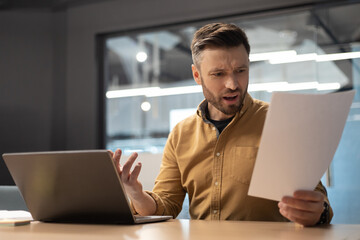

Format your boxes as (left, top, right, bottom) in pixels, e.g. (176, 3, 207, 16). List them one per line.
(145, 190, 166, 215)
(316, 201, 331, 225)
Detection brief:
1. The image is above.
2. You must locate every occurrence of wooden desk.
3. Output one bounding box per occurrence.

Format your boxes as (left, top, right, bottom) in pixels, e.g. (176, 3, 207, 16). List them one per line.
(0, 219, 359, 240)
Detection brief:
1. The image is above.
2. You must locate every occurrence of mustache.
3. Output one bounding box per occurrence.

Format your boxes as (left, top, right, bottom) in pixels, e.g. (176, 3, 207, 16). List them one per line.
(223, 89, 242, 95)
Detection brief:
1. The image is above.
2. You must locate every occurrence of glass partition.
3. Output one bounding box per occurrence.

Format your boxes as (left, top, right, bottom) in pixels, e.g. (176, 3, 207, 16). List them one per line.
(103, 3, 358, 154)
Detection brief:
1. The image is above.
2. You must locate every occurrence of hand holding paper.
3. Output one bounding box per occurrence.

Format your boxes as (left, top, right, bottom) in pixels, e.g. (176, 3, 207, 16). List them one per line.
(278, 190, 325, 226)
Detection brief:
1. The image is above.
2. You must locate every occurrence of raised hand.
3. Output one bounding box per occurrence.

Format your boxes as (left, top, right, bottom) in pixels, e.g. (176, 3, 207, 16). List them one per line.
(111, 149, 143, 197)
(109, 149, 156, 216)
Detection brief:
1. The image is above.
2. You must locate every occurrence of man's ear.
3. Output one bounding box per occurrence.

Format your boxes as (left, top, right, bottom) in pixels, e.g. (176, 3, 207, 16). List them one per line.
(192, 64, 201, 85)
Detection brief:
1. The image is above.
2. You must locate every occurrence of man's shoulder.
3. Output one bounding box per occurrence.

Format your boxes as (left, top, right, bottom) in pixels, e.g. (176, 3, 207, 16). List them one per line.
(250, 97, 269, 114)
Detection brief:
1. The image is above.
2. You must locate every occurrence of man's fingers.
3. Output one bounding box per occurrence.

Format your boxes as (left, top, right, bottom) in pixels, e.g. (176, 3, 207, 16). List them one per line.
(278, 202, 320, 226)
(112, 149, 122, 174)
(109, 150, 142, 197)
(293, 190, 324, 202)
(114, 149, 122, 161)
(281, 190, 324, 214)
(129, 162, 142, 183)
(279, 191, 324, 226)
(281, 197, 323, 213)
(121, 152, 138, 181)
(279, 207, 309, 225)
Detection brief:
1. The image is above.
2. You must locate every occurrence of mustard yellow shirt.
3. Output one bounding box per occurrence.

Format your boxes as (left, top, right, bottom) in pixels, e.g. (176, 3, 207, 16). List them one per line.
(147, 93, 333, 222)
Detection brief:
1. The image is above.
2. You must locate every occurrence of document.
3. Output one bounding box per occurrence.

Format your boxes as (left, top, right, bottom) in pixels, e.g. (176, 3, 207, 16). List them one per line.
(0, 210, 32, 226)
(248, 90, 355, 201)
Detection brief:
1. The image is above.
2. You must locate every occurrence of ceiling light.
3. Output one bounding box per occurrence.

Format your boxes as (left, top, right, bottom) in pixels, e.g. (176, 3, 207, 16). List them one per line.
(268, 51, 360, 64)
(145, 85, 202, 97)
(248, 82, 288, 92)
(316, 83, 341, 91)
(136, 51, 148, 62)
(250, 50, 297, 62)
(316, 51, 360, 62)
(249, 82, 340, 92)
(141, 101, 151, 111)
(106, 87, 160, 98)
(106, 81, 340, 99)
(269, 53, 317, 64)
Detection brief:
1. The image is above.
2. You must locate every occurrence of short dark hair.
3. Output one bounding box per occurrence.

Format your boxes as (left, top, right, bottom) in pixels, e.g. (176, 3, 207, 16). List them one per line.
(191, 23, 250, 68)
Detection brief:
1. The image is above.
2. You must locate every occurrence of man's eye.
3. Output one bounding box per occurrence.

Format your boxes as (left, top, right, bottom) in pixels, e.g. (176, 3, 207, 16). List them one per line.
(236, 69, 246, 73)
(212, 72, 223, 77)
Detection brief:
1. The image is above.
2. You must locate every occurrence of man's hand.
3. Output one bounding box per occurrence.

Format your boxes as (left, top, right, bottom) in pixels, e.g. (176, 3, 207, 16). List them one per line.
(110, 149, 143, 197)
(278, 190, 325, 226)
(109, 149, 156, 216)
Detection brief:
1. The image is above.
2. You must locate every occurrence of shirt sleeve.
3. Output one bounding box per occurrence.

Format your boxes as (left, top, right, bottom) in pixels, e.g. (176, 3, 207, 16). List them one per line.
(314, 181, 334, 224)
(146, 130, 186, 218)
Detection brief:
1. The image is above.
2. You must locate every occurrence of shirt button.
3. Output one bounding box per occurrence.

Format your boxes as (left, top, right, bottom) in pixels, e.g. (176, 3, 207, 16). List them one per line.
(214, 181, 219, 186)
(213, 210, 218, 214)
(212, 127, 216, 131)
(216, 152, 220, 157)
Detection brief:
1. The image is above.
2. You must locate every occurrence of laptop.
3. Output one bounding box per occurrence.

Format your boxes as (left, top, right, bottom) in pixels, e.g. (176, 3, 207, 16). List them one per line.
(2, 150, 172, 224)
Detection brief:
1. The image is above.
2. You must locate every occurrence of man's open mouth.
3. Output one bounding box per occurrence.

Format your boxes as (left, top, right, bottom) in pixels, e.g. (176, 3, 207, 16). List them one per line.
(223, 95, 238, 101)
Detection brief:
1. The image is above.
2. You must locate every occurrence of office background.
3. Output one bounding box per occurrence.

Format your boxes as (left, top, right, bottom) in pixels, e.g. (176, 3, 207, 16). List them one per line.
(0, 0, 359, 224)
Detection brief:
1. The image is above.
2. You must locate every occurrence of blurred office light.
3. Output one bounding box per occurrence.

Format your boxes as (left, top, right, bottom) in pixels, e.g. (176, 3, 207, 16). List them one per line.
(141, 101, 151, 112)
(269, 51, 360, 64)
(249, 50, 297, 62)
(136, 51, 148, 62)
(106, 87, 160, 98)
(106, 85, 202, 98)
(106, 81, 340, 99)
(316, 51, 360, 62)
(269, 53, 318, 64)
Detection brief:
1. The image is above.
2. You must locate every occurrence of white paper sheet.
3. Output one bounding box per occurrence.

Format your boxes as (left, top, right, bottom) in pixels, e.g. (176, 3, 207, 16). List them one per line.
(248, 90, 355, 201)
(0, 210, 33, 220)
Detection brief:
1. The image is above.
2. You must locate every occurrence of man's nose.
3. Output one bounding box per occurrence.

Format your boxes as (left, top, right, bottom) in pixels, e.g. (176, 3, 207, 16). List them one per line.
(225, 74, 239, 90)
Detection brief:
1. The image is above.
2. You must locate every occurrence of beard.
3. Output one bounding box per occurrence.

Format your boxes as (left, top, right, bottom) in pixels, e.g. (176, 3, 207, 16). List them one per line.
(201, 77, 247, 116)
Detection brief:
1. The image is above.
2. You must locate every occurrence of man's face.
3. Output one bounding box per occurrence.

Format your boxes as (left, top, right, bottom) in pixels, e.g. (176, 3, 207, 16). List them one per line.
(192, 45, 249, 121)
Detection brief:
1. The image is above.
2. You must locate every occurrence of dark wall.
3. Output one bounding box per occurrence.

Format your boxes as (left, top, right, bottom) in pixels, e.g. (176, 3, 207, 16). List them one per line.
(51, 11, 67, 152)
(0, 11, 55, 184)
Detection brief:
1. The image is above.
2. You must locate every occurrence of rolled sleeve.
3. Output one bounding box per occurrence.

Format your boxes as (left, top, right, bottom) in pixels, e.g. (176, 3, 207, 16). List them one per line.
(145, 191, 166, 215)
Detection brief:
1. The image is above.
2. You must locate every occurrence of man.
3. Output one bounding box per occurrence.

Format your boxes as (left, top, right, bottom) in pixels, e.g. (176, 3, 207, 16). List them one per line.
(111, 23, 333, 226)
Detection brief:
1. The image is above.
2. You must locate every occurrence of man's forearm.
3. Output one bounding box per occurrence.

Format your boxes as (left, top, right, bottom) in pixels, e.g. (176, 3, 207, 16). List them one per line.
(130, 191, 157, 216)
